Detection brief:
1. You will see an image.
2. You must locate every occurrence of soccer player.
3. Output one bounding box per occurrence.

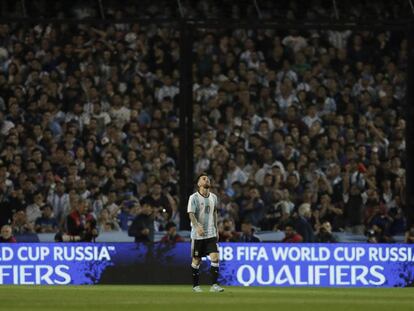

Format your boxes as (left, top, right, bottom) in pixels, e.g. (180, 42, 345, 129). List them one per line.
(188, 173, 224, 292)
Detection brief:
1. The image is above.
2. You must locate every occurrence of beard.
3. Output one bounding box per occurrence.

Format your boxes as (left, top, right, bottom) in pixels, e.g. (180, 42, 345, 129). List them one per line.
(204, 183, 210, 189)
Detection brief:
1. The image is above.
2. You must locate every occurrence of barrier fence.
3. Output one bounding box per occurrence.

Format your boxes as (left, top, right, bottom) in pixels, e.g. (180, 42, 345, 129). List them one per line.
(0, 243, 413, 287)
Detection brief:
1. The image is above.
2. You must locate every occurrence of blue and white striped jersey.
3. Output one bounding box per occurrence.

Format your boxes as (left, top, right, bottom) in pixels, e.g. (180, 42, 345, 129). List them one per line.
(187, 191, 218, 240)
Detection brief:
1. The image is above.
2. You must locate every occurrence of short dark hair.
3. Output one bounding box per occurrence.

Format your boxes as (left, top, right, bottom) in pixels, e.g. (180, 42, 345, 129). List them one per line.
(165, 222, 177, 231)
(196, 172, 208, 184)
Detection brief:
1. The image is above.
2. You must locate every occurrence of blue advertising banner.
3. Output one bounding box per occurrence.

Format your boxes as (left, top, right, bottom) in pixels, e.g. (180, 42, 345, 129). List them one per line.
(0, 243, 414, 287)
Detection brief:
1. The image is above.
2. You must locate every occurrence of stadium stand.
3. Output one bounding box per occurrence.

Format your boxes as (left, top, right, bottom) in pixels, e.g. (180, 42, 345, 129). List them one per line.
(0, 0, 410, 243)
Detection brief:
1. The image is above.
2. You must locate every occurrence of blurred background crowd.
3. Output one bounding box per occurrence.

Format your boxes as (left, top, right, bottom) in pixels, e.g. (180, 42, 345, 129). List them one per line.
(0, 0, 413, 244)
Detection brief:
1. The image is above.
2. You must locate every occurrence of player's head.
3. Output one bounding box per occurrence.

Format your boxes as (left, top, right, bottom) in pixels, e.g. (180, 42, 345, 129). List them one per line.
(196, 172, 210, 189)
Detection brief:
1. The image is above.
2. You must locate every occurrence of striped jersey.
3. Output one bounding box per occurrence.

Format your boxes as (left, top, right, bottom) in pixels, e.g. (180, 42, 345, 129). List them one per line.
(187, 191, 218, 240)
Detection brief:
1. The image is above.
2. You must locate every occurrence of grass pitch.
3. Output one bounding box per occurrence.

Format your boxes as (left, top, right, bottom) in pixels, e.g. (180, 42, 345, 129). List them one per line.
(0, 285, 413, 311)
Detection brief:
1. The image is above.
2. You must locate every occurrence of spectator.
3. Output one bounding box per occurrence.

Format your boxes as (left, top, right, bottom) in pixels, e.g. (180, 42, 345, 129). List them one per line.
(12, 210, 34, 235)
(282, 224, 303, 243)
(317, 193, 344, 231)
(366, 224, 394, 243)
(128, 202, 154, 243)
(97, 208, 120, 232)
(295, 203, 315, 242)
(315, 221, 337, 243)
(66, 199, 98, 242)
(34, 205, 59, 233)
(47, 180, 70, 227)
(224, 158, 248, 191)
(118, 201, 141, 231)
(0, 184, 14, 227)
(160, 222, 184, 244)
(0, 224, 16, 242)
(240, 187, 265, 227)
(404, 225, 414, 244)
(343, 184, 366, 235)
(141, 183, 172, 219)
(218, 218, 240, 242)
(238, 220, 261, 242)
(26, 191, 46, 228)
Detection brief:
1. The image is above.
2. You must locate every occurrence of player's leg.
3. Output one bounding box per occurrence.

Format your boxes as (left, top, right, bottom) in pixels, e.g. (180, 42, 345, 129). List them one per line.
(191, 239, 202, 291)
(207, 238, 224, 292)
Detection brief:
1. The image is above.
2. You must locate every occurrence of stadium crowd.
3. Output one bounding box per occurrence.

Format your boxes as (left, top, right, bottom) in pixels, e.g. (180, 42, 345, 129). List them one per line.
(0, 0, 411, 244)
(0, 21, 181, 242)
(2, 0, 411, 22)
(194, 28, 408, 243)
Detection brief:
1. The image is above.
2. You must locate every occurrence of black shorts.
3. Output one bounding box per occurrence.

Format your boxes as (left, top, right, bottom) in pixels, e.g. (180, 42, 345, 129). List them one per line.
(191, 237, 218, 258)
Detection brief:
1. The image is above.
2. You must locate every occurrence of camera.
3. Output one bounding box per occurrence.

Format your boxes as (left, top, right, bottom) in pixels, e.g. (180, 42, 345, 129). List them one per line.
(366, 229, 375, 238)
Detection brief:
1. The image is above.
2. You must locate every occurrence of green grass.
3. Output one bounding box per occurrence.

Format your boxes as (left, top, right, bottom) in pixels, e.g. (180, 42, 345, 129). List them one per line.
(0, 285, 413, 311)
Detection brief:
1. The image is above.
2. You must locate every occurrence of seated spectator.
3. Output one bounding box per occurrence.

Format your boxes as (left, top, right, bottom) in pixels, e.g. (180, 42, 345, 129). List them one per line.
(47, 180, 70, 227)
(219, 218, 240, 242)
(12, 210, 34, 235)
(160, 222, 184, 244)
(366, 224, 394, 243)
(317, 193, 344, 231)
(103, 191, 121, 218)
(97, 208, 120, 232)
(240, 187, 265, 227)
(26, 191, 45, 228)
(65, 199, 98, 242)
(388, 206, 406, 235)
(238, 220, 261, 242)
(118, 201, 141, 231)
(315, 221, 337, 243)
(282, 224, 303, 243)
(128, 202, 154, 243)
(262, 189, 294, 231)
(35, 205, 59, 233)
(0, 225, 16, 243)
(404, 225, 414, 244)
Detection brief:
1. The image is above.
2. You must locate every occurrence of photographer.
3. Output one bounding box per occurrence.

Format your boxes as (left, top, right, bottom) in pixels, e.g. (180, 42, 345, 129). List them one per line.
(141, 183, 172, 219)
(366, 224, 394, 244)
(128, 202, 154, 243)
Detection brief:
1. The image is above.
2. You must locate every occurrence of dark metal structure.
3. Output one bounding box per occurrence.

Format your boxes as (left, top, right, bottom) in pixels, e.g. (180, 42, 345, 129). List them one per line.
(0, 0, 413, 229)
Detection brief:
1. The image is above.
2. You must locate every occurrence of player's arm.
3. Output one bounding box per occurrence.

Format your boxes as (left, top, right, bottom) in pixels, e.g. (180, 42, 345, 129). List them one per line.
(213, 208, 218, 241)
(189, 212, 204, 236)
(214, 194, 219, 241)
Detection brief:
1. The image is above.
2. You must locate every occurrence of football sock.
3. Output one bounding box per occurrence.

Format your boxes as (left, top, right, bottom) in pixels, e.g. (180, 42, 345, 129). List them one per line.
(191, 263, 200, 287)
(210, 261, 219, 285)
